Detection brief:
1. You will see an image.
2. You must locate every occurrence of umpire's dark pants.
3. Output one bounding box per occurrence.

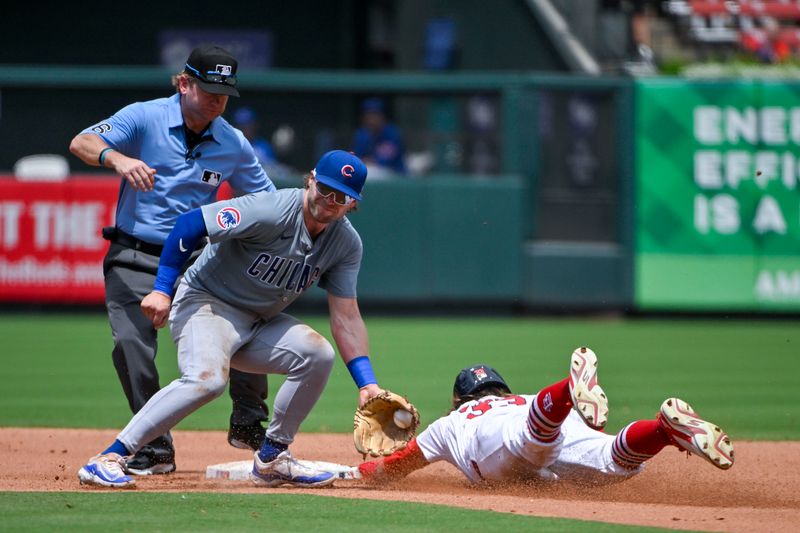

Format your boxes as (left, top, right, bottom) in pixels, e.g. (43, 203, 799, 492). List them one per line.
(103, 242, 269, 452)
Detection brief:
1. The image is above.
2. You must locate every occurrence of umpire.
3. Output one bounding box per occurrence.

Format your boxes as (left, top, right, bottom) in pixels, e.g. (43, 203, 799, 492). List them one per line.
(69, 45, 274, 475)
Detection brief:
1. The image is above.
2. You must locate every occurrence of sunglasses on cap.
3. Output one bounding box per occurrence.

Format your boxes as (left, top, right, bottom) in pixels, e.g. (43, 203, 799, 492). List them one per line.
(185, 63, 238, 86)
(315, 181, 353, 205)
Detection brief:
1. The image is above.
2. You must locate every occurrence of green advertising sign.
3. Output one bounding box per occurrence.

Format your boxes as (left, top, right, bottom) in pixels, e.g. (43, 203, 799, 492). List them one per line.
(636, 79, 800, 310)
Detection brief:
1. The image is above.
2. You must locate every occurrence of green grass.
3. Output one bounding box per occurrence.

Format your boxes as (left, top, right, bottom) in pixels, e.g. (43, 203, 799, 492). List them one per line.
(0, 313, 789, 532)
(0, 313, 797, 439)
(0, 492, 679, 533)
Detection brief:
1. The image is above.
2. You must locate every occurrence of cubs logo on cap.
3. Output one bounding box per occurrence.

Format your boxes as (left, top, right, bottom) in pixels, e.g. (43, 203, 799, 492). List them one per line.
(314, 150, 368, 202)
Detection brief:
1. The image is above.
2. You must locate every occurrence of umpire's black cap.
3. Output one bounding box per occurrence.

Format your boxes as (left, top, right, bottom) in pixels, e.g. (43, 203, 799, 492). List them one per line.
(453, 364, 511, 401)
(184, 45, 240, 97)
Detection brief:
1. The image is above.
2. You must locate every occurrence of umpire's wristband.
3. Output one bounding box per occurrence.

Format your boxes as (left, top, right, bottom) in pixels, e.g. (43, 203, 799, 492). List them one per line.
(347, 356, 377, 389)
(98, 147, 115, 166)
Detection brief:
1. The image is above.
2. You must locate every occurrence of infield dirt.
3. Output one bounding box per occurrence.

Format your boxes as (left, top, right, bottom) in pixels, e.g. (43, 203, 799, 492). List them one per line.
(1, 428, 796, 532)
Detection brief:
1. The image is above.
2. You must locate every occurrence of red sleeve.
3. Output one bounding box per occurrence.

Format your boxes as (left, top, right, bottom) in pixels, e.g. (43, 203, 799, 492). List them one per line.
(358, 437, 429, 480)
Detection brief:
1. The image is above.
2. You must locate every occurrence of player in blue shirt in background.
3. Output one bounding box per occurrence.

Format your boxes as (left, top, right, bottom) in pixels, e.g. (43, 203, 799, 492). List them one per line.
(352, 97, 407, 177)
(69, 45, 274, 476)
(232, 106, 298, 184)
(232, 106, 277, 169)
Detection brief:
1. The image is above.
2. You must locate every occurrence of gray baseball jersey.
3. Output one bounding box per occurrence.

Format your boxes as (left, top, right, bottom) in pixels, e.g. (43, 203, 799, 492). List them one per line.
(116, 188, 364, 451)
(185, 188, 362, 316)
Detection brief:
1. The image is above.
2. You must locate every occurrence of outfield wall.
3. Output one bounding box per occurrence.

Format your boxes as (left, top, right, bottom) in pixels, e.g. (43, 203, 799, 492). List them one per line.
(1, 70, 799, 312)
(0, 175, 524, 306)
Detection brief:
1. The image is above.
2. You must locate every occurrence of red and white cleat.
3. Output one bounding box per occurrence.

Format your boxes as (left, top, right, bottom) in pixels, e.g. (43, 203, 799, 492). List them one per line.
(658, 398, 734, 470)
(568, 346, 608, 430)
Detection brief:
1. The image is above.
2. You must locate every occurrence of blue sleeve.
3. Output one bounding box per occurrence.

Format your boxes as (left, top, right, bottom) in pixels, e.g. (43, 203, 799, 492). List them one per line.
(255, 139, 276, 163)
(385, 124, 403, 144)
(229, 138, 276, 196)
(80, 102, 143, 156)
(352, 128, 371, 157)
(385, 125, 407, 173)
(152, 209, 208, 296)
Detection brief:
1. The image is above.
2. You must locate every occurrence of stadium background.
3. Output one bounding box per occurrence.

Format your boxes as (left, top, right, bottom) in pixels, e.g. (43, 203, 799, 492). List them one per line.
(1, 1, 799, 531)
(3, 0, 798, 313)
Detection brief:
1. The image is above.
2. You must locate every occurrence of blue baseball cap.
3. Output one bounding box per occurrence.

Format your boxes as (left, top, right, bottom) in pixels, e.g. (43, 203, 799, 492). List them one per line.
(233, 107, 257, 126)
(361, 97, 385, 114)
(314, 150, 368, 202)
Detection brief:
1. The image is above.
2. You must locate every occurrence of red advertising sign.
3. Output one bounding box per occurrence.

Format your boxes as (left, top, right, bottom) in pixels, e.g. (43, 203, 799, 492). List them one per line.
(0, 175, 118, 303)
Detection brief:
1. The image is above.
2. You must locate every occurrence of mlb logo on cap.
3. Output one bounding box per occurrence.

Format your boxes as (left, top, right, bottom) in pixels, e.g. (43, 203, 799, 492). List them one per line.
(184, 45, 240, 97)
(453, 364, 511, 399)
(314, 150, 368, 202)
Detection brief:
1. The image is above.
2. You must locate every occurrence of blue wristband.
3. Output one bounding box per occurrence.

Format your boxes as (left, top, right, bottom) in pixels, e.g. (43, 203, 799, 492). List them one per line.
(98, 147, 115, 165)
(347, 356, 377, 389)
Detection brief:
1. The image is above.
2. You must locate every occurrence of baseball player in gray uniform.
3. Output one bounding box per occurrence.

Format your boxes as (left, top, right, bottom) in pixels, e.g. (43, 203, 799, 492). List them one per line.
(356, 347, 734, 485)
(79, 150, 383, 488)
(69, 45, 273, 475)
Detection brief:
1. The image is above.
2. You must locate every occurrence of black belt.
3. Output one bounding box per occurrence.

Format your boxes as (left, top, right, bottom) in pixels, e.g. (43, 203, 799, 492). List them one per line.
(103, 227, 164, 256)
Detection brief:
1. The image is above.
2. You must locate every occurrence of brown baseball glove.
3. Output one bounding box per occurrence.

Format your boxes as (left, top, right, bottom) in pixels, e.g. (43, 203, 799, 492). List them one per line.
(353, 390, 420, 457)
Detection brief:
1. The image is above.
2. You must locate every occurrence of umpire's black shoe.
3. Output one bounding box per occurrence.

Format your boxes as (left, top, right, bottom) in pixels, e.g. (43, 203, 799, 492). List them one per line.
(124, 443, 176, 475)
(228, 422, 266, 451)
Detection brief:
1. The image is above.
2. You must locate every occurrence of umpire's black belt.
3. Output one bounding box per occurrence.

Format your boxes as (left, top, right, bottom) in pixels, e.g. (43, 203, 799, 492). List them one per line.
(103, 227, 164, 256)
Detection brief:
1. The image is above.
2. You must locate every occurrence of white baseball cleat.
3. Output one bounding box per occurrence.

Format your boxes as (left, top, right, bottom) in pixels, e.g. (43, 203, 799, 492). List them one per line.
(568, 346, 608, 430)
(251, 450, 336, 488)
(658, 398, 734, 470)
(78, 453, 136, 488)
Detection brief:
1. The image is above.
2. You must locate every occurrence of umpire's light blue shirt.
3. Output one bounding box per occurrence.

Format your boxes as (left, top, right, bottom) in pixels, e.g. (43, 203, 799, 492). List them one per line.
(82, 93, 275, 244)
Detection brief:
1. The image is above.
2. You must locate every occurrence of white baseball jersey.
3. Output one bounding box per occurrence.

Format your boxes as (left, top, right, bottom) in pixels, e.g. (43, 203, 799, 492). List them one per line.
(416, 394, 641, 485)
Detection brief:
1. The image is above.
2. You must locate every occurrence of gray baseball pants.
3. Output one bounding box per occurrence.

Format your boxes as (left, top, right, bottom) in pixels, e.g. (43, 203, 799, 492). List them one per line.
(103, 243, 269, 451)
(117, 281, 335, 453)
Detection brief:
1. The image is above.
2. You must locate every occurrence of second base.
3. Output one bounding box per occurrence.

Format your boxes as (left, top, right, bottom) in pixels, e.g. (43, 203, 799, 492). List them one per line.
(205, 459, 360, 481)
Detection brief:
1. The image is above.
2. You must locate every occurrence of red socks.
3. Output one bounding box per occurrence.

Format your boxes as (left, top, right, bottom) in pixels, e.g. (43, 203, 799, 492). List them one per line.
(612, 420, 669, 469)
(527, 378, 573, 442)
